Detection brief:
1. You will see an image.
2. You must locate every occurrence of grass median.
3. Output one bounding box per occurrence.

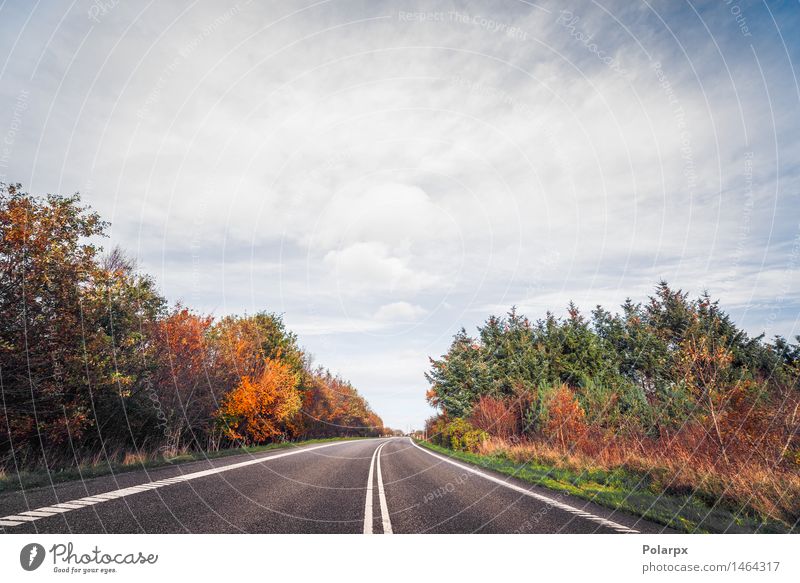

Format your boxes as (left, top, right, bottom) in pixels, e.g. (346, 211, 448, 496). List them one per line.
(415, 439, 796, 534)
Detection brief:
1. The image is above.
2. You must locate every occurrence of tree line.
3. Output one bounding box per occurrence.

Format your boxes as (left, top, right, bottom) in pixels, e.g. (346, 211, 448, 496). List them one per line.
(0, 183, 384, 471)
(424, 281, 799, 523)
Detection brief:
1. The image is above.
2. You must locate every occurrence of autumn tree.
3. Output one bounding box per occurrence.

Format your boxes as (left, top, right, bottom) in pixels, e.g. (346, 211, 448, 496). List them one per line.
(81, 247, 166, 451)
(425, 281, 798, 467)
(0, 183, 385, 469)
(0, 184, 107, 456)
(544, 384, 587, 449)
(217, 357, 302, 444)
(151, 307, 216, 451)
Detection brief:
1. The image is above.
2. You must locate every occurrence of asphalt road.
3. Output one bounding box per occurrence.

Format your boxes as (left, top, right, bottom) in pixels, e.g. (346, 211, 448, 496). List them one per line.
(0, 438, 672, 534)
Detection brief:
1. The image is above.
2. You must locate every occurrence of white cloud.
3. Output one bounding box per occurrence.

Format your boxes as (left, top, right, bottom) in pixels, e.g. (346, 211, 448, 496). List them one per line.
(374, 301, 428, 322)
(323, 241, 443, 295)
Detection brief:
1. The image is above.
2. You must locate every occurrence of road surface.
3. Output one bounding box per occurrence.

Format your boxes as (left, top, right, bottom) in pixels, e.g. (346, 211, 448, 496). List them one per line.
(0, 438, 671, 534)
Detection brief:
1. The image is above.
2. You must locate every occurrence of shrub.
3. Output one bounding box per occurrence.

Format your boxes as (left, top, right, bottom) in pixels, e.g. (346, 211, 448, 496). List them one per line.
(469, 395, 518, 438)
(543, 384, 587, 449)
(442, 418, 487, 452)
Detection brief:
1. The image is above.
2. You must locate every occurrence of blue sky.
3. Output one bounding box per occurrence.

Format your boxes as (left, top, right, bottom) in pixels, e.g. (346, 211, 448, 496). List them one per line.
(1, 0, 799, 429)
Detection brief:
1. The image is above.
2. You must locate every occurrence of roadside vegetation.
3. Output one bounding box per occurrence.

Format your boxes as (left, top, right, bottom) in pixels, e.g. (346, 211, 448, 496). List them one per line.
(424, 285, 799, 533)
(0, 183, 385, 481)
(0, 437, 366, 493)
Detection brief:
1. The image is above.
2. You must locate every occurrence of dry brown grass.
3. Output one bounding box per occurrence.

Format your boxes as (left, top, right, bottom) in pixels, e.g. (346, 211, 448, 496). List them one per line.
(477, 430, 800, 526)
(121, 451, 150, 466)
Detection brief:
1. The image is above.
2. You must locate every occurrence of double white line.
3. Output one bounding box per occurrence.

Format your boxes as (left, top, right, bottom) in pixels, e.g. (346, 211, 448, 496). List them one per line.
(363, 440, 392, 534)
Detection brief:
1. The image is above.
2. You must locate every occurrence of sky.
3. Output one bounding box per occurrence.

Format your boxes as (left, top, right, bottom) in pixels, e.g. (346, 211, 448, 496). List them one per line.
(1, 0, 799, 430)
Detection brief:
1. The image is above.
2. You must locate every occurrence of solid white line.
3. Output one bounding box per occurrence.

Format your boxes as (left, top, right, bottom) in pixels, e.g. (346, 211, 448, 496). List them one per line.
(362, 442, 380, 534)
(375, 442, 393, 535)
(0, 439, 375, 529)
(409, 439, 639, 534)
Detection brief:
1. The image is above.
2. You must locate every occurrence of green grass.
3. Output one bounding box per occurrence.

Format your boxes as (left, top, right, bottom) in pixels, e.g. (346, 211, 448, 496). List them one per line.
(415, 440, 795, 534)
(0, 437, 369, 494)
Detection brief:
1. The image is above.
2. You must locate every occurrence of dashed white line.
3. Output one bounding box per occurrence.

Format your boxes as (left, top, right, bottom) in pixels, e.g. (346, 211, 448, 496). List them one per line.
(3, 515, 37, 522)
(33, 507, 71, 514)
(408, 439, 639, 534)
(0, 439, 373, 529)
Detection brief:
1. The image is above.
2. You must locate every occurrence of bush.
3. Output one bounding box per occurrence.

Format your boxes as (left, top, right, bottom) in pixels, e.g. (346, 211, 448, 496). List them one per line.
(442, 418, 487, 452)
(469, 395, 518, 438)
(542, 384, 587, 449)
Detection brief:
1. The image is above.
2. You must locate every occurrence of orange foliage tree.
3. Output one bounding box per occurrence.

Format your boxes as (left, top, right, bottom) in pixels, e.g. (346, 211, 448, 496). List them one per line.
(545, 384, 587, 449)
(151, 307, 216, 451)
(676, 331, 737, 463)
(217, 357, 302, 444)
(469, 395, 518, 439)
(296, 369, 383, 438)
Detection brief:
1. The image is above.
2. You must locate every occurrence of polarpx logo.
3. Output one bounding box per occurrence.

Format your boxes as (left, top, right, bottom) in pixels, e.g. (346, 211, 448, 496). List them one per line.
(20, 543, 46, 571)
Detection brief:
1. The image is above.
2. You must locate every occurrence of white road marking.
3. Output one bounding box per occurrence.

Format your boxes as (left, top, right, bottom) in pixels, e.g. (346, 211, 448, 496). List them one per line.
(2, 515, 37, 522)
(376, 442, 393, 535)
(0, 439, 373, 529)
(362, 443, 380, 534)
(409, 439, 639, 534)
(363, 440, 393, 534)
(19, 511, 55, 517)
(34, 507, 71, 514)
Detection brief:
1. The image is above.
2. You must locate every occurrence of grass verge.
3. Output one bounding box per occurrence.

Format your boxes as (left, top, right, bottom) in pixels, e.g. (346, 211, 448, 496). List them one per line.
(415, 440, 795, 534)
(0, 437, 368, 494)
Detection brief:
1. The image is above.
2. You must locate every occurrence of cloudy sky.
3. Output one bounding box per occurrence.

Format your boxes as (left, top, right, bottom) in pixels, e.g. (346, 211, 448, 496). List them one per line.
(1, 0, 798, 429)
